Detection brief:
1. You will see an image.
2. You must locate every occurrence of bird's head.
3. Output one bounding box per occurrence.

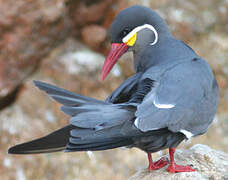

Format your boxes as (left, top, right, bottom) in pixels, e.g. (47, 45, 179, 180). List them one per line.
(101, 5, 171, 81)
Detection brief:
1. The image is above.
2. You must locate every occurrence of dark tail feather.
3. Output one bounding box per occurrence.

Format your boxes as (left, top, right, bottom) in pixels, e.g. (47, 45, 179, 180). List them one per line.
(66, 138, 132, 152)
(8, 125, 74, 154)
(67, 122, 134, 152)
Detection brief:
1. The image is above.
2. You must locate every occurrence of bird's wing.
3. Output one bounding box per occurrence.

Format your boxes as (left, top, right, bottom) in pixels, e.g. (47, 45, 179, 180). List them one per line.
(135, 59, 218, 137)
(67, 104, 137, 151)
(9, 81, 138, 154)
(105, 72, 142, 103)
(34, 81, 137, 137)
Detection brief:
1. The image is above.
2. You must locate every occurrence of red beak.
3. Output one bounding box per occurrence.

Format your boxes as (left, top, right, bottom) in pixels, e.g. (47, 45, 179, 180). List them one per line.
(101, 43, 129, 81)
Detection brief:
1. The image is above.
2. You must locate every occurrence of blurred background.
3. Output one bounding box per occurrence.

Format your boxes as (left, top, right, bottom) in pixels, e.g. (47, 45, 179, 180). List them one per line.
(0, 0, 227, 179)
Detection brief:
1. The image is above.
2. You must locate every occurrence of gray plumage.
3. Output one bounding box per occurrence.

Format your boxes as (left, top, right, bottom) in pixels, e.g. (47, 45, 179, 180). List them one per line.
(8, 5, 218, 155)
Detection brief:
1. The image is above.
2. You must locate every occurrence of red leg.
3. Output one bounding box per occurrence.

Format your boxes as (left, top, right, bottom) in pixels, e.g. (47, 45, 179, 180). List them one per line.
(147, 153, 168, 171)
(166, 148, 196, 173)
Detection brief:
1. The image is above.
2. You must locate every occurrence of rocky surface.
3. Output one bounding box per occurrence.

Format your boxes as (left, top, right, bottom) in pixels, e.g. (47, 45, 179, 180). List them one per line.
(129, 144, 228, 180)
(0, 0, 71, 98)
(0, 0, 127, 100)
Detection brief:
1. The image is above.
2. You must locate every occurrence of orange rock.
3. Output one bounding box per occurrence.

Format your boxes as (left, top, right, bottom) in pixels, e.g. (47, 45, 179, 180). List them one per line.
(81, 25, 107, 49)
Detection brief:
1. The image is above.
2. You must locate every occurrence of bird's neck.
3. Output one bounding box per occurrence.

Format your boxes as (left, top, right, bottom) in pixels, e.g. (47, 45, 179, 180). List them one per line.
(133, 36, 169, 72)
(133, 37, 197, 73)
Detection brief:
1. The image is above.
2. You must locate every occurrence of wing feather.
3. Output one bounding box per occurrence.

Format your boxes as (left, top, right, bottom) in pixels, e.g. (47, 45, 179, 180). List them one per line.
(135, 59, 218, 136)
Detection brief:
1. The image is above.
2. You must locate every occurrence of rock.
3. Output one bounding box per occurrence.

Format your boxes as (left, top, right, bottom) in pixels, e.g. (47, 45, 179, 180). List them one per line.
(43, 38, 121, 77)
(81, 25, 107, 50)
(0, 0, 71, 98)
(69, 1, 111, 26)
(68, 0, 128, 28)
(0, 0, 128, 101)
(129, 144, 228, 180)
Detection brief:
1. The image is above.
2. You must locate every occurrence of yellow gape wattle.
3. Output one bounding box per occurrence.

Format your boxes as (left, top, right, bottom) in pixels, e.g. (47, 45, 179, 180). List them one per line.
(126, 33, 137, 46)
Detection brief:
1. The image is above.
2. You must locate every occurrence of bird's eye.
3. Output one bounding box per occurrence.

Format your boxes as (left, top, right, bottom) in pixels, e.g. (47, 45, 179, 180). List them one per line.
(121, 28, 130, 38)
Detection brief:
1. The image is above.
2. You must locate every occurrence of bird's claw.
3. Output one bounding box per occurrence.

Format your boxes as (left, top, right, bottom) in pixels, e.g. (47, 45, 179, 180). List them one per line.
(148, 157, 169, 171)
(166, 163, 196, 173)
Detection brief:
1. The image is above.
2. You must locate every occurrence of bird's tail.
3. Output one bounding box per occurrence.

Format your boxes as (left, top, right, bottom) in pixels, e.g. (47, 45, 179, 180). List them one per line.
(8, 125, 74, 154)
(8, 124, 133, 154)
(8, 81, 135, 154)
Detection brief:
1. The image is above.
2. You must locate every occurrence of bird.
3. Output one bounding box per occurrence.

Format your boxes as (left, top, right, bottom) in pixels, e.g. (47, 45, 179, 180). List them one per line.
(8, 5, 219, 173)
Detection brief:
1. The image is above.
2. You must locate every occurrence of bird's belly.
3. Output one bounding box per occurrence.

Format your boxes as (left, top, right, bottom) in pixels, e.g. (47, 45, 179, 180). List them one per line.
(132, 129, 185, 153)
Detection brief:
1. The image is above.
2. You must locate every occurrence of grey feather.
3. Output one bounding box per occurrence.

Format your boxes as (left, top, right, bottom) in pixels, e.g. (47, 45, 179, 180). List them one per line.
(61, 106, 94, 116)
(135, 58, 219, 136)
(106, 73, 142, 103)
(34, 80, 107, 106)
(70, 104, 134, 129)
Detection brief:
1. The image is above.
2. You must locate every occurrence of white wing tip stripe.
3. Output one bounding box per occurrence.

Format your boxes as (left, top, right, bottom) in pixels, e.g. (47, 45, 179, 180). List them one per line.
(134, 118, 140, 128)
(134, 118, 160, 131)
(153, 99, 175, 109)
(180, 129, 194, 139)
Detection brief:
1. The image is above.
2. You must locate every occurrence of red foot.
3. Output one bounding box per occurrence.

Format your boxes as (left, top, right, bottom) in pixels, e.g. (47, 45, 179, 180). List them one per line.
(166, 163, 196, 173)
(148, 157, 168, 171)
(167, 148, 196, 173)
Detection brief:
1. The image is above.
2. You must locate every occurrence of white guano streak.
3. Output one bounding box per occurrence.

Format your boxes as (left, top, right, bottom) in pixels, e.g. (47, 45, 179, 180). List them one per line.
(122, 24, 158, 45)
